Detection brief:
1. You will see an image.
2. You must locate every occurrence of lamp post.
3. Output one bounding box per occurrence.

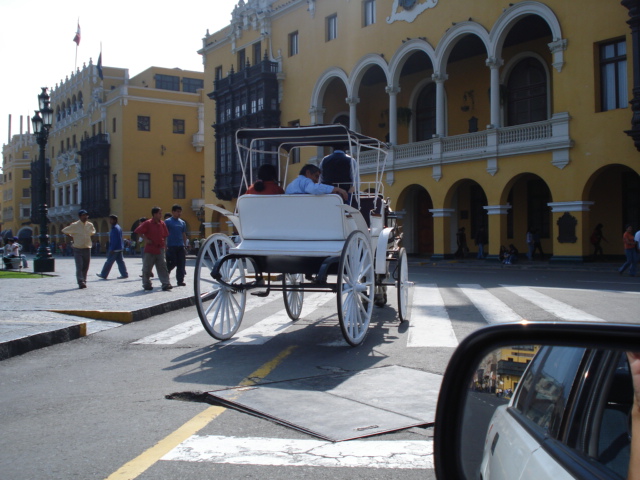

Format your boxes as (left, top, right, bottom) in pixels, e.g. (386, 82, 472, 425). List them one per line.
(31, 87, 55, 272)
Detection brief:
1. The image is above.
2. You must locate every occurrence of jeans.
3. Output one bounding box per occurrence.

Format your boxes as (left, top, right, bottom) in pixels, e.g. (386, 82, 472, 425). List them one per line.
(142, 250, 170, 288)
(477, 244, 485, 259)
(619, 248, 637, 276)
(166, 246, 186, 283)
(73, 248, 91, 286)
(99, 250, 128, 278)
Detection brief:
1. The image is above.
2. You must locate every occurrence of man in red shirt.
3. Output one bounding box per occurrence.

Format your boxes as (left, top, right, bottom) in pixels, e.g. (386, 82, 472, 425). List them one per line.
(618, 224, 637, 277)
(134, 206, 172, 291)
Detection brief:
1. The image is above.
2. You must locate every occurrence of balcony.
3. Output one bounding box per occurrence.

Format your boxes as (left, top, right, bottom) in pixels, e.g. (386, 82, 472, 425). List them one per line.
(359, 112, 572, 178)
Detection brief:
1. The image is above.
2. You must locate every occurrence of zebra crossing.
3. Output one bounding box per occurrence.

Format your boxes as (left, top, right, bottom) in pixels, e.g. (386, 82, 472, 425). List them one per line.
(133, 283, 607, 347)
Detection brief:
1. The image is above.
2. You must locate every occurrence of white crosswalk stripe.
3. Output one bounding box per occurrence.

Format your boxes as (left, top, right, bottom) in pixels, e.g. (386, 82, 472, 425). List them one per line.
(501, 285, 606, 322)
(161, 435, 433, 469)
(407, 285, 458, 347)
(458, 284, 522, 324)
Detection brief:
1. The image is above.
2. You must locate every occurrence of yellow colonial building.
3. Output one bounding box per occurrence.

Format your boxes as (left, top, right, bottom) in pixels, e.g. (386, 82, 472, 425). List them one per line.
(1, 123, 36, 248)
(15, 60, 207, 251)
(199, 0, 640, 262)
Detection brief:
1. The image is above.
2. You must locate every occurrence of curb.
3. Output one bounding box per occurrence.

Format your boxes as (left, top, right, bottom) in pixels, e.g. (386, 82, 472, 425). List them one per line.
(0, 323, 86, 361)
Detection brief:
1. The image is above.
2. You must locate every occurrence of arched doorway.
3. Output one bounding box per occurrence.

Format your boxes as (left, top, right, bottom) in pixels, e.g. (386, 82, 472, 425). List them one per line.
(400, 185, 433, 255)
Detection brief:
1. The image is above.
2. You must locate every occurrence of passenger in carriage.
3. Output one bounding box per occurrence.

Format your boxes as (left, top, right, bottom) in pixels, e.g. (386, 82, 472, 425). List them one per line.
(319, 145, 357, 203)
(285, 164, 348, 201)
(245, 164, 284, 195)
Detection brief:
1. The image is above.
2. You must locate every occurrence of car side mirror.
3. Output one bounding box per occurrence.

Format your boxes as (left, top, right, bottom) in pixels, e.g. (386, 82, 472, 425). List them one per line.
(433, 322, 640, 479)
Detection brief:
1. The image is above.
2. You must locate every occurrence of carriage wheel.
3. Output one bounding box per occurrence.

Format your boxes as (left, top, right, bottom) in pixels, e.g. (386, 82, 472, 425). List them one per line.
(283, 273, 304, 320)
(194, 233, 246, 340)
(337, 231, 375, 346)
(397, 247, 411, 322)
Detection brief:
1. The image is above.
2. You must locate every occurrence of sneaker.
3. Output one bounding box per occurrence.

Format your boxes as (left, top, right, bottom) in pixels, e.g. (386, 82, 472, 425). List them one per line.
(96, 273, 106, 279)
(117, 275, 128, 279)
(143, 286, 153, 291)
(162, 284, 173, 291)
(178, 282, 186, 286)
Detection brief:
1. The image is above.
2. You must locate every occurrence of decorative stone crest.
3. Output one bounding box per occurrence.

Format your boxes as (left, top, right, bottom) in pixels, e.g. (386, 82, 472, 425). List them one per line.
(387, 0, 438, 24)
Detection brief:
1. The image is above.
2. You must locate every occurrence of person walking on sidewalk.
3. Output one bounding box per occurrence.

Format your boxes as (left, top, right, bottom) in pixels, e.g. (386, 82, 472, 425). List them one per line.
(134, 206, 172, 291)
(165, 204, 188, 287)
(62, 209, 96, 289)
(96, 214, 129, 280)
(618, 224, 637, 277)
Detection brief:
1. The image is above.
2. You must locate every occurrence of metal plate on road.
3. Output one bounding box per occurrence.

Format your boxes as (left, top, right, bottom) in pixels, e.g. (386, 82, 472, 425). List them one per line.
(206, 365, 442, 442)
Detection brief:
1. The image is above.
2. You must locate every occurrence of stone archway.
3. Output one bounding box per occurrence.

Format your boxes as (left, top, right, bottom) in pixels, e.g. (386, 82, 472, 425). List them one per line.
(399, 184, 433, 255)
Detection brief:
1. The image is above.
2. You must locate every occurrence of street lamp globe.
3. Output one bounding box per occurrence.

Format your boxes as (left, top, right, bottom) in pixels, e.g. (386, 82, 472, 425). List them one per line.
(31, 110, 43, 134)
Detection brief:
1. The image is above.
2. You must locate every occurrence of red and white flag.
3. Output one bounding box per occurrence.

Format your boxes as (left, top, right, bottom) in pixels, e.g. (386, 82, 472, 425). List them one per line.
(73, 22, 81, 46)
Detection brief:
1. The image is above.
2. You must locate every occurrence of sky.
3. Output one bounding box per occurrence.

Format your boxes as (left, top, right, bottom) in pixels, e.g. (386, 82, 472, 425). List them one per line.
(0, 0, 240, 147)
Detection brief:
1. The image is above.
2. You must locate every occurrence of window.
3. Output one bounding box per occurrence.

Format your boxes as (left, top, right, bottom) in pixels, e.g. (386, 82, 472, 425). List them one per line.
(21, 207, 30, 218)
(112, 118, 116, 133)
(173, 119, 185, 134)
(215, 66, 223, 81)
(173, 174, 185, 199)
(201, 175, 205, 198)
(183, 77, 204, 93)
(22, 170, 30, 179)
(137, 116, 150, 132)
(514, 346, 586, 437)
(155, 74, 180, 91)
(238, 48, 246, 70)
(326, 14, 337, 41)
(364, 0, 376, 27)
(253, 41, 262, 65)
(112, 174, 117, 199)
(138, 173, 150, 198)
(22, 188, 30, 198)
(506, 57, 548, 126)
(600, 39, 628, 111)
(289, 31, 299, 57)
(416, 83, 437, 141)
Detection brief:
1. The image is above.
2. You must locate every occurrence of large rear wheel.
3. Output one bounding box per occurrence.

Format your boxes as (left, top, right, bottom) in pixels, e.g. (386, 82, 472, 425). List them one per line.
(194, 233, 246, 340)
(337, 231, 375, 346)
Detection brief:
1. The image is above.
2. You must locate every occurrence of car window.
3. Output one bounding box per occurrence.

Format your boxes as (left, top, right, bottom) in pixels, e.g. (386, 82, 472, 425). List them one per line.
(513, 346, 586, 437)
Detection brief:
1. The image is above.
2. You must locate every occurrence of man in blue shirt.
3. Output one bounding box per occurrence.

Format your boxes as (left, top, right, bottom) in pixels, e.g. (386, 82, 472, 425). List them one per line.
(165, 204, 188, 287)
(96, 214, 128, 279)
(285, 164, 348, 201)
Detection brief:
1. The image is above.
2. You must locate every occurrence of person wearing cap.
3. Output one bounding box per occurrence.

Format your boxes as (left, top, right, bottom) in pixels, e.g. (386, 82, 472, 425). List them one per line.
(134, 206, 172, 291)
(62, 209, 96, 289)
(96, 214, 129, 280)
(165, 204, 188, 287)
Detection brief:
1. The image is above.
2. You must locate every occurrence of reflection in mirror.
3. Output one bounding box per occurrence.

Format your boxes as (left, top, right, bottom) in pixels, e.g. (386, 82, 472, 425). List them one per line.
(461, 345, 638, 480)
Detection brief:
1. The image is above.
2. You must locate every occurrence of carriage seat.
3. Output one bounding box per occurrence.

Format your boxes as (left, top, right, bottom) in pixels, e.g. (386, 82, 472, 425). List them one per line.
(234, 194, 354, 257)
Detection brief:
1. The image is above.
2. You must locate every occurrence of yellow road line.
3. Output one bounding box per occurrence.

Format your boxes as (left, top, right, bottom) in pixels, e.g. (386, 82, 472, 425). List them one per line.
(105, 345, 297, 480)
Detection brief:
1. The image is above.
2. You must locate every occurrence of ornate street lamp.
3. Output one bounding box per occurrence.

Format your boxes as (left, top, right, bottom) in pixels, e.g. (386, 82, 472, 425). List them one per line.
(31, 87, 55, 272)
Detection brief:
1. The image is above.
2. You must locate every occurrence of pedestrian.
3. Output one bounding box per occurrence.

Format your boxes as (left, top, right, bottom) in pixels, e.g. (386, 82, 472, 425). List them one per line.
(455, 227, 467, 258)
(532, 229, 544, 260)
(62, 209, 96, 289)
(96, 214, 129, 280)
(619, 224, 637, 277)
(4, 237, 28, 268)
(165, 204, 188, 287)
(475, 226, 486, 259)
(193, 238, 200, 256)
(504, 244, 519, 265)
(526, 228, 535, 261)
(590, 223, 607, 258)
(134, 206, 172, 291)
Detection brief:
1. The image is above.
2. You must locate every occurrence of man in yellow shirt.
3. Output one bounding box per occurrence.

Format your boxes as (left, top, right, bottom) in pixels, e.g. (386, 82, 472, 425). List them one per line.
(62, 209, 96, 288)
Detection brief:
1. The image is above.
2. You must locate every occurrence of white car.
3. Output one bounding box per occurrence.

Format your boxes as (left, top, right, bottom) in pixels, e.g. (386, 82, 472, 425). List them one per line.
(479, 345, 633, 479)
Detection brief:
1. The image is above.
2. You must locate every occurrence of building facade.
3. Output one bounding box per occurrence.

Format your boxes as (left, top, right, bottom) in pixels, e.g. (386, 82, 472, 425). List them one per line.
(1, 122, 36, 248)
(199, 0, 640, 261)
(38, 60, 206, 249)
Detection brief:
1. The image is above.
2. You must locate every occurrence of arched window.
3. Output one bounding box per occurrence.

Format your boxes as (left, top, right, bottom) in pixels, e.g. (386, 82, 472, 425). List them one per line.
(415, 83, 437, 142)
(78, 92, 83, 109)
(506, 57, 548, 126)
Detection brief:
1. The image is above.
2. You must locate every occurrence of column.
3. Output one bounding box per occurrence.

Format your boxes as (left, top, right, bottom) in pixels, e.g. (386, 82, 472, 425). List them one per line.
(428, 208, 455, 260)
(547, 201, 594, 263)
(485, 57, 503, 129)
(431, 73, 448, 137)
(483, 204, 511, 261)
(346, 96, 359, 132)
(385, 85, 400, 145)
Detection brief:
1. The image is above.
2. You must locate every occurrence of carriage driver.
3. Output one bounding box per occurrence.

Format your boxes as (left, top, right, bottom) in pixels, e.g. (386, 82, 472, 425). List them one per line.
(285, 164, 348, 202)
(319, 145, 357, 203)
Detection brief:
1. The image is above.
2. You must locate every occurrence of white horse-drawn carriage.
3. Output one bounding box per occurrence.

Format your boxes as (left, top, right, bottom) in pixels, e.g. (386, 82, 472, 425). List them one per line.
(194, 124, 411, 346)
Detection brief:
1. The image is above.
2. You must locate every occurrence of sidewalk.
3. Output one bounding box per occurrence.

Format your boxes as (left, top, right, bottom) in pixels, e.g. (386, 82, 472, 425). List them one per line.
(0, 254, 198, 361)
(0, 252, 627, 361)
